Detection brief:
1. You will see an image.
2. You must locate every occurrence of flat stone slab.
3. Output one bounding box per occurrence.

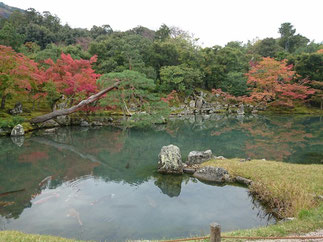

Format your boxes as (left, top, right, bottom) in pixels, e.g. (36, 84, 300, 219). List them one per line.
(183, 168, 196, 174)
(193, 166, 230, 183)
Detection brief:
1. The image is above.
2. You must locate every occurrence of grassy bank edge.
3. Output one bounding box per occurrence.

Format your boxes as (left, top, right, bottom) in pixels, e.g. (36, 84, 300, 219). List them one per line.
(0, 230, 87, 242)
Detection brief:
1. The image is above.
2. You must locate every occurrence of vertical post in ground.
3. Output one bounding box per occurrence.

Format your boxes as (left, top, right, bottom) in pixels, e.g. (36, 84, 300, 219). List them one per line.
(210, 222, 221, 242)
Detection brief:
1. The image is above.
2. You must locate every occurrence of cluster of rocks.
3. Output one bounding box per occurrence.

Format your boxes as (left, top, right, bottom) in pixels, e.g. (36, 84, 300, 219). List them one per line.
(169, 91, 266, 116)
(9, 102, 23, 115)
(157, 144, 252, 186)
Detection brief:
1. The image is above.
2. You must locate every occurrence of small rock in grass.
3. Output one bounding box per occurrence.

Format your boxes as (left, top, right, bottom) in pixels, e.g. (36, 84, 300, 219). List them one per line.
(235, 176, 252, 186)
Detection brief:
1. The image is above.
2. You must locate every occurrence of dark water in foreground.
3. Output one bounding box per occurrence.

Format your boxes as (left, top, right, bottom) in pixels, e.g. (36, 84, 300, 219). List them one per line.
(0, 115, 322, 241)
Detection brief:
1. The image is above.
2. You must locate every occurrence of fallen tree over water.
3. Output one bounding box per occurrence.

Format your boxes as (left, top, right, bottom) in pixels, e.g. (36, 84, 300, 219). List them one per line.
(30, 81, 120, 124)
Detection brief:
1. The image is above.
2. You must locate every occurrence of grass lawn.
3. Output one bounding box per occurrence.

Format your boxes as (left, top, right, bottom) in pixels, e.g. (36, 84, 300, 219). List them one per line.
(0, 231, 85, 242)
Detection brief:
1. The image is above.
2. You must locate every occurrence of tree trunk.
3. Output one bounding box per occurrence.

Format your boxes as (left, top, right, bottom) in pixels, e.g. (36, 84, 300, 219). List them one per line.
(1, 94, 7, 110)
(30, 81, 120, 124)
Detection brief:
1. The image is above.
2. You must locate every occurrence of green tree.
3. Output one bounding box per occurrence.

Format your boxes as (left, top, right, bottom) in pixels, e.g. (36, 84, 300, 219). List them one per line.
(254, 38, 282, 58)
(201, 45, 249, 90)
(159, 65, 203, 95)
(90, 24, 113, 39)
(278, 22, 309, 53)
(98, 70, 170, 125)
(219, 72, 248, 96)
(155, 24, 171, 41)
(0, 22, 25, 50)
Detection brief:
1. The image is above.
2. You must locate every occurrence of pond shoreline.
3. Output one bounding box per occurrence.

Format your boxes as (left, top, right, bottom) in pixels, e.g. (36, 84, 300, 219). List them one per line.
(0, 116, 322, 241)
(1, 157, 322, 241)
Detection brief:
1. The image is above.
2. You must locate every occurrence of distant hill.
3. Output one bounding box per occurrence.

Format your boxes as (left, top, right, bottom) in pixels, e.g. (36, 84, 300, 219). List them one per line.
(0, 2, 24, 19)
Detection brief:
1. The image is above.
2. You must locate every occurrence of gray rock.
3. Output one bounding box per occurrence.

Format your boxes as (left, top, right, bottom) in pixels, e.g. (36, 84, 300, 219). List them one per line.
(183, 168, 196, 174)
(56, 115, 71, 126)
(11, 124, 24, 136)
(40, 119, 59, 128)
(215, 104, 223, 111)
(9, 102, 23, 115)
(187, 150, 213, 165)
(80, 120, 90, 127)
(158, 145, 183, 174)
(251, 109, 258, 114)
(196, 98, 204, 110)
(193, 166, 230, 183)
(214, 156, 226, 160)
(91, 121, 103, 126)
(11, 136, 24, 147)
(235, 176, 252, 186)
(237, 104, 245, 115)
(44, 128, 57, 134)
(279, 217, 295, 223)
(0, 128, 7, 136)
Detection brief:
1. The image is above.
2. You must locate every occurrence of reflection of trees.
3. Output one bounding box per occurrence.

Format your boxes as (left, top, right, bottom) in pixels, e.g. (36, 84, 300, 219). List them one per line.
(0, 115, 321, 220)
(240, 116, 322, 162)
(0, 135, 100, 219)
(165, 115, 322, 163)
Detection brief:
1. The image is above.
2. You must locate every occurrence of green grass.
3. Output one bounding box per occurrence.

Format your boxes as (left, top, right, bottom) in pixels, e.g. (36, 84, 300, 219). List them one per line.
(168, 159, 323, 242)
(0, 231, 87, 242)
(264, 102, 323, 115)
(184, 204, 323, 241)
(220, 203, 323, 241)
(203, 158, 323, 218)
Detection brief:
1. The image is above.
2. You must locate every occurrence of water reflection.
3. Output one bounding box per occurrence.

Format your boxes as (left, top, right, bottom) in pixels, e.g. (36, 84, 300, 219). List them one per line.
(0, 114, 321, 240)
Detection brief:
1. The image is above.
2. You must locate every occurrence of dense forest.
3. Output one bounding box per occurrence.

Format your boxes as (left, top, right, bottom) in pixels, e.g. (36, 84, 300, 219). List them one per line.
(0, 3, 322, 124)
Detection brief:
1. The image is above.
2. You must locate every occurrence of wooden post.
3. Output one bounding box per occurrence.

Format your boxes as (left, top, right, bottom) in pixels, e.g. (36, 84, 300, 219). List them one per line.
(210, 222, 221, 242)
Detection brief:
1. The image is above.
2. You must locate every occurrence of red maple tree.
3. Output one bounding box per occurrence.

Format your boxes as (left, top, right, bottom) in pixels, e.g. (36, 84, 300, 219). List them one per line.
(43, 53, 101, 108)
(246, 57, 315, 107)
(0, 45, 45, 109)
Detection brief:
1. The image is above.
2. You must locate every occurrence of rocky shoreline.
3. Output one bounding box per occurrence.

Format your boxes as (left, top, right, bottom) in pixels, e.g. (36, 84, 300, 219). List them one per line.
(157, 144, 253, 187)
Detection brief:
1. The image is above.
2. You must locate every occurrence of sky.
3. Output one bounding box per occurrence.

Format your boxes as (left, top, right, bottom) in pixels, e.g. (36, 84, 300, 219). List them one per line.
(3, 0, 323, 47)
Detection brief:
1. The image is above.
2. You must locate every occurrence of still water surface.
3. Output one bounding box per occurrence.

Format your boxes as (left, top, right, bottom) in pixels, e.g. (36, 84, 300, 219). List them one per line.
(0, 115, 322, 241)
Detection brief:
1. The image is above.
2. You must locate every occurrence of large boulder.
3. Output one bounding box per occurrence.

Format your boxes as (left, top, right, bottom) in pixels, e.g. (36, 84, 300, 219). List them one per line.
(11, 124, 24, 136)
(193, 166, 230, 183)
(187, 150, 213, 165)
(158, 145, 183, 174)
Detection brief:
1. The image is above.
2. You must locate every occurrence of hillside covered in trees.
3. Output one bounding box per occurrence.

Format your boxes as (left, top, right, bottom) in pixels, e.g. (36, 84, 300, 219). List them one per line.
(0, 2, 322, 128)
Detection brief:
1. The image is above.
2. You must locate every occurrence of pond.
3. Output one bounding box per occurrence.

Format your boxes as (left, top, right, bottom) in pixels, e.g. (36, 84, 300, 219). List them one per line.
(0, 114, 322, 241)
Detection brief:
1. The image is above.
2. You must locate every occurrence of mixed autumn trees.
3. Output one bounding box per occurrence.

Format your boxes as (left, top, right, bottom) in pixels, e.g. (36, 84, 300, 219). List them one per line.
(0, 45, 44, 109)
(246, 57, 315, 107)
(0, 45, 101, 113)
(0, 2, 322, 116)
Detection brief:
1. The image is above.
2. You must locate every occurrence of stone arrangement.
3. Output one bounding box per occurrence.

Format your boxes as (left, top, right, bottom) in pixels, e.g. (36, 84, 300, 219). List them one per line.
(157, 145, 252, 186)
